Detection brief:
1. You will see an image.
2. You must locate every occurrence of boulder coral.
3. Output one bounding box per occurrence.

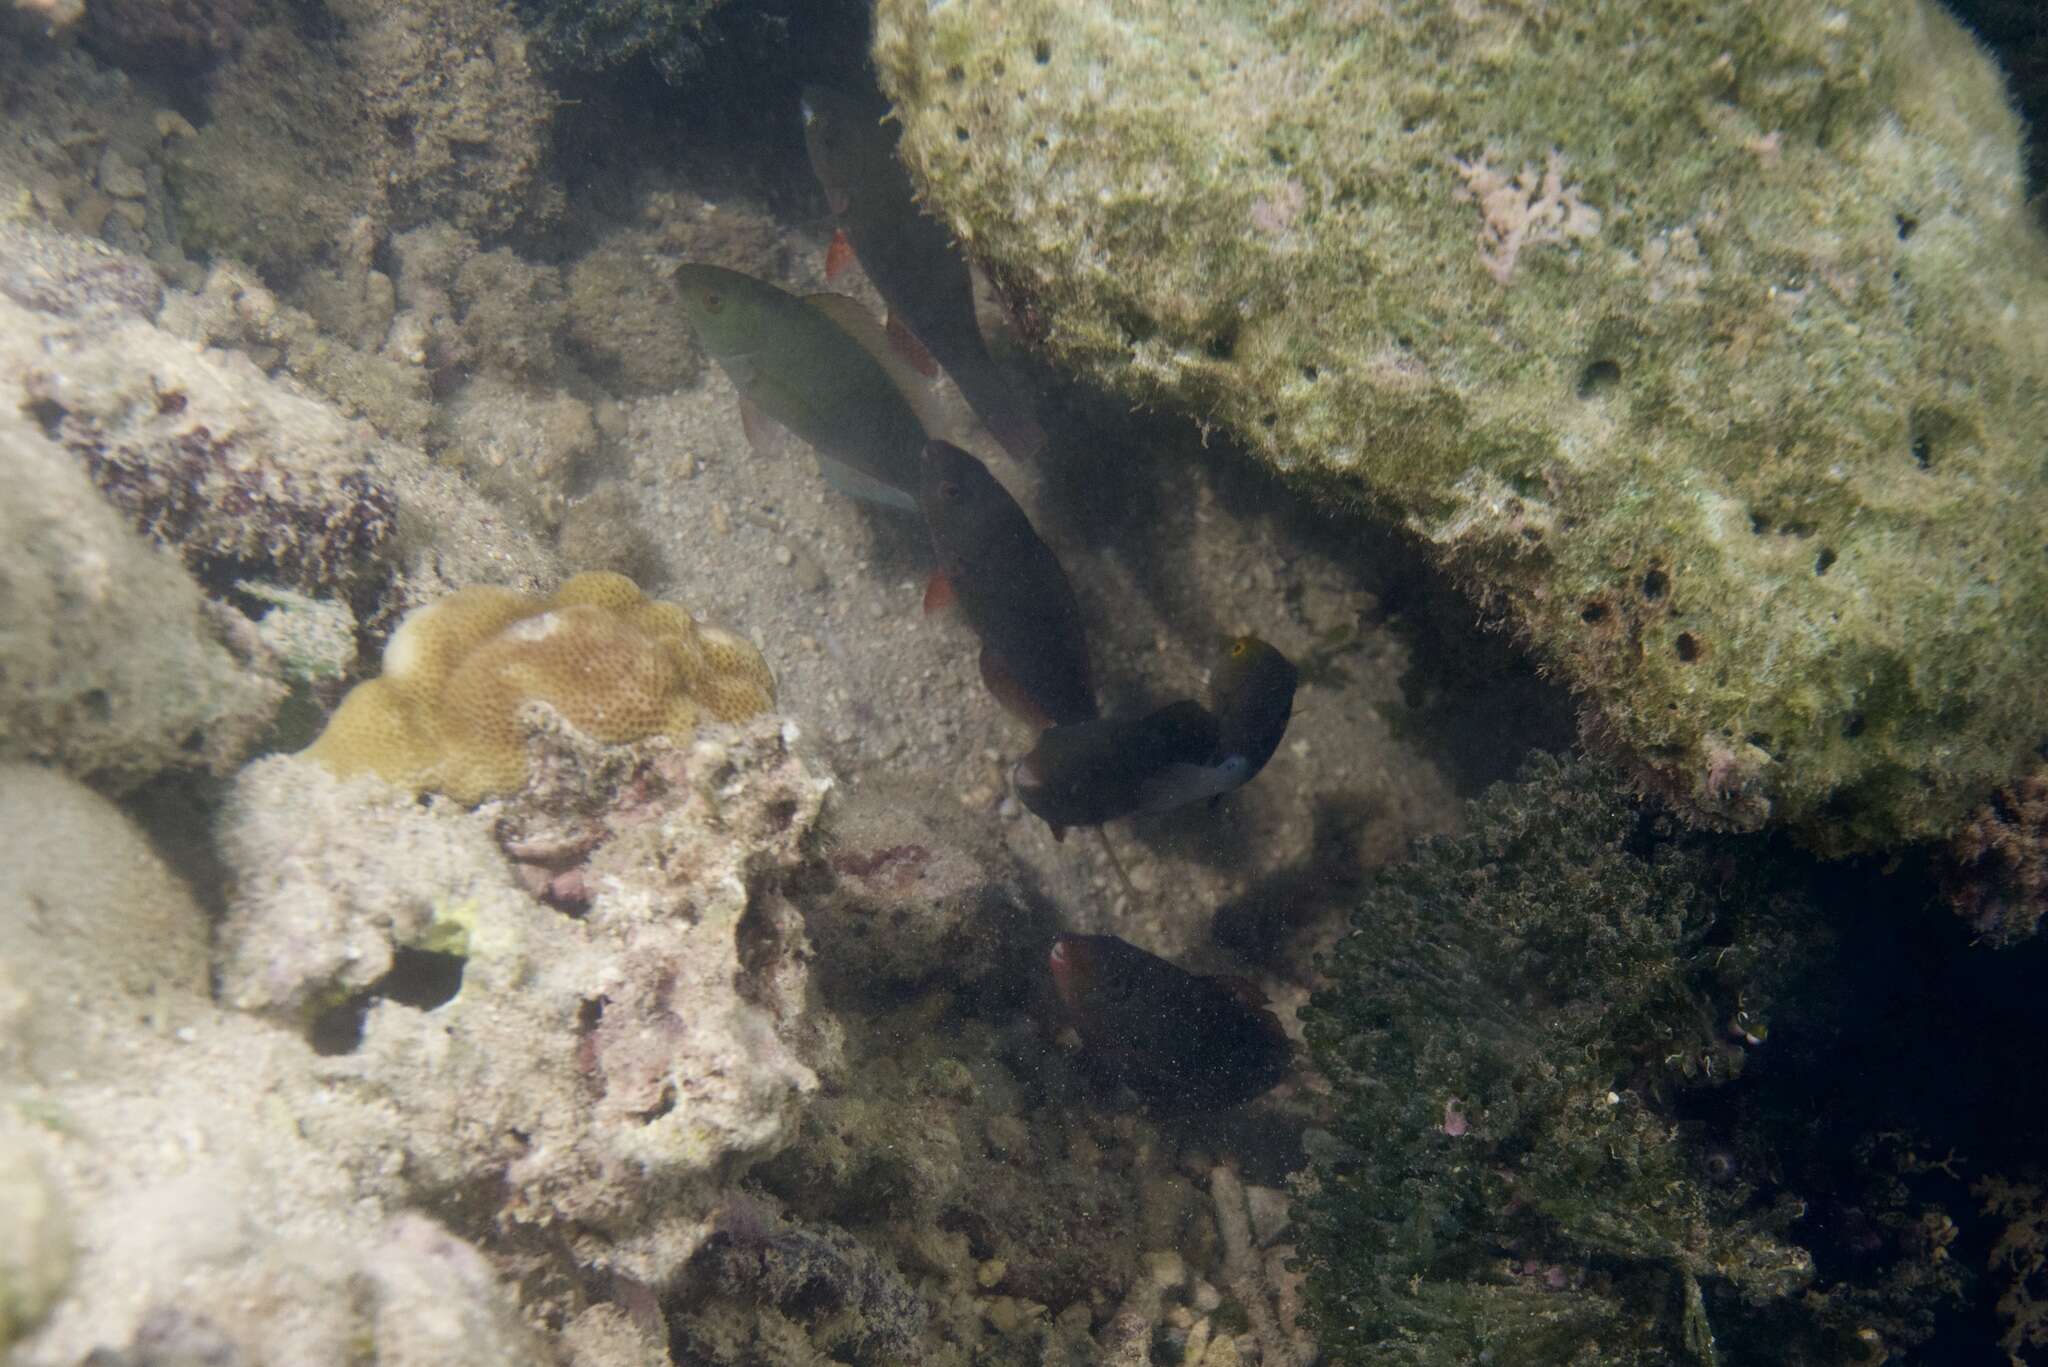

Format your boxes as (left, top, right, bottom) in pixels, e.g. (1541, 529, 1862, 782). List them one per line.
(872, 0, 2048, 853)
(0, 764, 554, 1365)
(304, 571, 776, 804)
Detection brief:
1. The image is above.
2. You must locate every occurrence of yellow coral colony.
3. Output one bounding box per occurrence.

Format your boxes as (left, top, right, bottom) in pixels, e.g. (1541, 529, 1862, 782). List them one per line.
(304, 572, 775, 802)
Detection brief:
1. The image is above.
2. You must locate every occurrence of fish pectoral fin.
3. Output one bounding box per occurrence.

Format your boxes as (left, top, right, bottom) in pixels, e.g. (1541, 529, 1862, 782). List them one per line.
(815, 453, 918, 511)
(1132, 756, 1251, 816)
(738, 397, 792, 460)
(979, 646, 1057, 730)
(923, 571, 957, 615)
(884, 312, 941, 378)
(804, 292, 948, 436)
(824, 228, 857, 281)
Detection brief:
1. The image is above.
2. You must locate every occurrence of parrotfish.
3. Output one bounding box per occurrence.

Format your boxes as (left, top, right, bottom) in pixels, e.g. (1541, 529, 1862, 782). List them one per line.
(1212, 635, 1299, 777)
(1048, 934, 1292, 1110)
(1013, 700, 1218, 840)
(1012, 636, 1299, 839)
(673, 262, 938, 511)
(1131, 633, 1300, 809)
(919, 439, 1096, 728)
(801, 85, 1048, 462)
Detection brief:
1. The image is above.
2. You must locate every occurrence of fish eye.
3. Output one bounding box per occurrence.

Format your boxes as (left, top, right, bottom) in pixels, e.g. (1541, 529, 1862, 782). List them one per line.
(702, 291, 724, 315)
(938, 480, 962, 501)
(1231, 640, 1249, 658)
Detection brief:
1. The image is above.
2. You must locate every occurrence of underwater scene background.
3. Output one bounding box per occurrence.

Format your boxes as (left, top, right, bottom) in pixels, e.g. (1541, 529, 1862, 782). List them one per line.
(2, 0, 2046, 1362)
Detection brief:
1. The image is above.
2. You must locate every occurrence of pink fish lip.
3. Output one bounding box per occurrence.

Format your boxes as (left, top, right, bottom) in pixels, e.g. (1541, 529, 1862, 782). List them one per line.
(1048, 939, 1070, 972)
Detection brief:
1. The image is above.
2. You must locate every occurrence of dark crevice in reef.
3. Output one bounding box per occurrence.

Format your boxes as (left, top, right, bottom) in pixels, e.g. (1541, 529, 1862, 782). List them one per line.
(308, 946, 467, 1056)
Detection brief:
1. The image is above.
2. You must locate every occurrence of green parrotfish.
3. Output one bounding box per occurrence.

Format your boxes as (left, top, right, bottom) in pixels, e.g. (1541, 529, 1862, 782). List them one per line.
(1048, 934, 1292, 1110)
(673, 263, 937, 511)
(801, 85, 1048, 463)
(919, 439, 1096, 728)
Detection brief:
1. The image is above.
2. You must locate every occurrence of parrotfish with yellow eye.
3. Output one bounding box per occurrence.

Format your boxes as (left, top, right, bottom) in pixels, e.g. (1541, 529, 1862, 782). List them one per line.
(800, 84, 1048, 463)
(1048, 933, 1292, 1110)
(919, 439, 1097, 729)
(673, 262, 939, 511)
(1012, 635, 1299, 839)
(1012, 700, 1218, 841)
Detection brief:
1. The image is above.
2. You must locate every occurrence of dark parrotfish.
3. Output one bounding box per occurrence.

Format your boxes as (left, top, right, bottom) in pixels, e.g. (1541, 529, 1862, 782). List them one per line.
(801, 85, 1048, 462)
(673, 263, 938, 511)
(919, 439, 1096, 728)
(1012, 700, 1218, 841)
(1048, 934, 1292, 1110)
(1012, 637, 1300, 839)
(1130, 633, 1300, 808)
(1212, 635, 1299, 777)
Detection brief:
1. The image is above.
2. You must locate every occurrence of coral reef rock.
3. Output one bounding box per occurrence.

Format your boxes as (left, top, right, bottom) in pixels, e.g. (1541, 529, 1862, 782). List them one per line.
(221, 711, 834, 1291)
(0, 408, 282, 790)
(164, 0, 558, 287)
(804, 775, 1031, 1002)
(0, 763, 552, 1365)
(873, 0, 2048, 854)
(303, 571, 776, 803)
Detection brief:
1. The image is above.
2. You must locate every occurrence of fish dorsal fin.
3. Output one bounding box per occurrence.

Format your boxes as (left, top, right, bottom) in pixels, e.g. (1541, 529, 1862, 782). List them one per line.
(804, 292, 948, 436)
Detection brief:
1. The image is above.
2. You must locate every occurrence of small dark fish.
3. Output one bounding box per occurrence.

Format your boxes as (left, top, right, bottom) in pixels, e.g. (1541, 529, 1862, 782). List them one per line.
(1048, 934, 1292, 1110)
(674, 263, 936, 510)
(1011, 637, 1299, 839)
(801, 85, 1047, 462)
(919, 440, 1096, 728)
(1013, 700, 1218, 840)
(1212, 635, 1299, 779)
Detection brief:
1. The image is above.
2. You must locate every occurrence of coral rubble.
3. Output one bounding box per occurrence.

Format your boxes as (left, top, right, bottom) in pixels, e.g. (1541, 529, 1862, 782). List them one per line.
(872, 0, 2048, 853)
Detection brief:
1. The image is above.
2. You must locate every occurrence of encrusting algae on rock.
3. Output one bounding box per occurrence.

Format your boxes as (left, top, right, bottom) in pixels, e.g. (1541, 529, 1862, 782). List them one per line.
(303, 571, 774, 803)
(872, 0, 2048, 855)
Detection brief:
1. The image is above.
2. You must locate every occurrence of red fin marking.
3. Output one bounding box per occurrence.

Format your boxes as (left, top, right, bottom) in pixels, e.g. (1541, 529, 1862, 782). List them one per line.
(885, 312, 940, 378)
(824, 229, 856, 281)
(923, 572, 956, 616)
